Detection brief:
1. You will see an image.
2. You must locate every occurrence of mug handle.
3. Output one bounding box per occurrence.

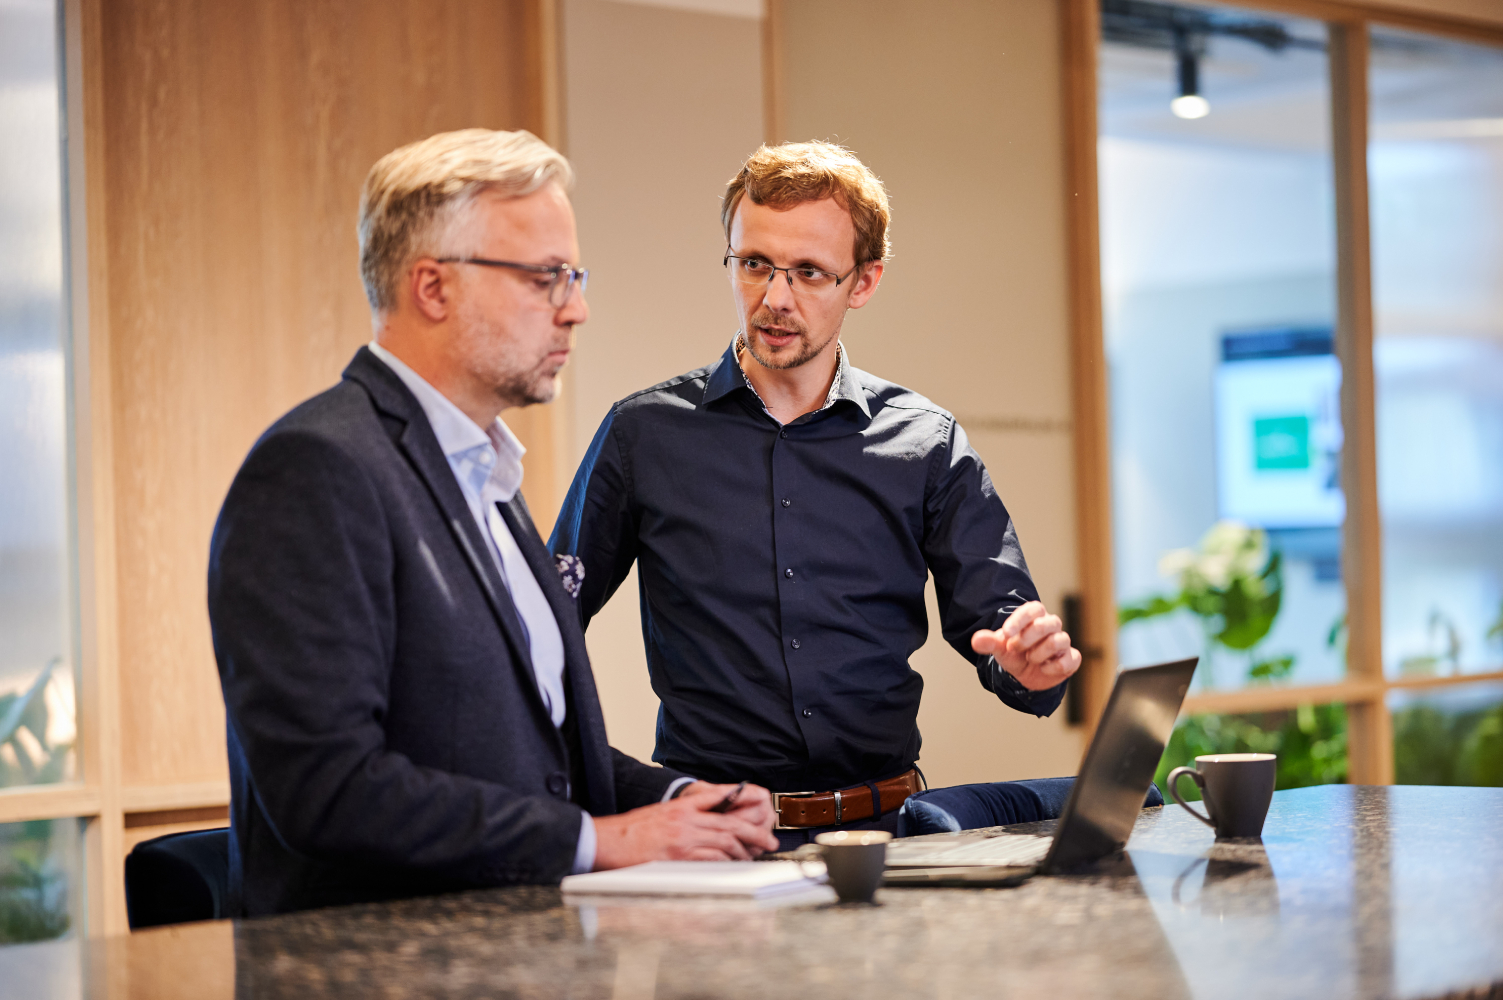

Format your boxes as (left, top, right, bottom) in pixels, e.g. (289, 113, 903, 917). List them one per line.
(1167, 766, 1216, 829)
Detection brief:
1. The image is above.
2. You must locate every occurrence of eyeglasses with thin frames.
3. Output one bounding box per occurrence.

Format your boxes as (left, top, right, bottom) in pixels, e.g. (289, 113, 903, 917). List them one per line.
(436, 257, 589, 309)
(723, 247, 863, 295)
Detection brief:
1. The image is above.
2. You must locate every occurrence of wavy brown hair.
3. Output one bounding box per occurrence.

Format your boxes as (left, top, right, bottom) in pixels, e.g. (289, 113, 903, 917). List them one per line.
(721, 141, 892, 266)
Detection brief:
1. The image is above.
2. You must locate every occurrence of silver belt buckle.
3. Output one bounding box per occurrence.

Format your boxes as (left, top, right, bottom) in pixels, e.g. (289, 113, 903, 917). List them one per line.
(770, 789, 817, 830)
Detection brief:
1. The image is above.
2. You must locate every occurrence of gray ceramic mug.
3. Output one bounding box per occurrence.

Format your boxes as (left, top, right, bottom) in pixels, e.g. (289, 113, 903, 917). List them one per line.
(815, 830, 891, 903)
(1167, 753, 1277, 838)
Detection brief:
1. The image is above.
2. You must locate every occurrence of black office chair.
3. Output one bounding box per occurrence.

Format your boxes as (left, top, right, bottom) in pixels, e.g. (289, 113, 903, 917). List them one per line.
(124, 828, 230, 930)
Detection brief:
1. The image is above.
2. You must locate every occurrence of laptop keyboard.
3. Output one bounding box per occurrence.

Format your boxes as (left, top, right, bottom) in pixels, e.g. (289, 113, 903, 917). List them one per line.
(885, 833, 1052, 868)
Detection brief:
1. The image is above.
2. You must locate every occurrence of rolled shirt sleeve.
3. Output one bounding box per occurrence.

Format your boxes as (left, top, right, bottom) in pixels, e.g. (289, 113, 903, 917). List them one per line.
(924, 417, 1067, 717)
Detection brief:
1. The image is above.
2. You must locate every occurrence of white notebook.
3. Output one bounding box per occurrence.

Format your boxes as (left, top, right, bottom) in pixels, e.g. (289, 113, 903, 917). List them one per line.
(560, 860, 827, 899)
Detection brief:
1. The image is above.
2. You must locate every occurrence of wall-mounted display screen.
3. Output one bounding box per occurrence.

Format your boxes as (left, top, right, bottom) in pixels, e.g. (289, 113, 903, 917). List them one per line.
(1215, 328, 1345, 528)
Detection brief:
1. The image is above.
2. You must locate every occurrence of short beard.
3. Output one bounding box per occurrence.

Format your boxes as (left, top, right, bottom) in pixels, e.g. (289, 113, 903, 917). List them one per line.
(743, 309, 832, 371)
(454, 299, 565, 409)
(499, 367, 559, 407)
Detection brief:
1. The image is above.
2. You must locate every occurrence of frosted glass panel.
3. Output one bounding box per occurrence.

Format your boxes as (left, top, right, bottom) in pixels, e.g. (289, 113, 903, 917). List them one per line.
(1099, 3, 1345, 694)
(0, 0, 75, 789)
(1369, 29, 1503, 680)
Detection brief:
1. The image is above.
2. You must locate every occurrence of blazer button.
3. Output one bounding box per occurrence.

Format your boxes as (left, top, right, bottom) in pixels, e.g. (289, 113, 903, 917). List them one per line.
(790, 639, 801, 649)
(785, 568, 794, 578)
(547, 773, 568, 796)
(782, 498, 791, 507)
(802, 708, 813, 718)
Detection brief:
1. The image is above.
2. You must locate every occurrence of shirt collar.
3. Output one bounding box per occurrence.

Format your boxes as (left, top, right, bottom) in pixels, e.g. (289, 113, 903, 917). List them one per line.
(367, 340, 526, 500)
(702, 334, 871, 420)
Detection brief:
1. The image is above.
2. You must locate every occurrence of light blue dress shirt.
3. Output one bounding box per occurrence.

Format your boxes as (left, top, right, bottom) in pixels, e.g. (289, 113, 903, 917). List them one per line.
(367, 342, 597, 872)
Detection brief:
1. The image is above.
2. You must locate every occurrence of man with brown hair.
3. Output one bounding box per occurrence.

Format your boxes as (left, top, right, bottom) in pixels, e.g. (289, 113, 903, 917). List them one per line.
(209, 129, 776, 916)
(551, 142, 1087, 849)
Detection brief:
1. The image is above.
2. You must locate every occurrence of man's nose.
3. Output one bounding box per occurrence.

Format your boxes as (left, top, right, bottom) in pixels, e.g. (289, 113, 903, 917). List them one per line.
(762, 269, 797, 312)
(558, 285, 589, 325)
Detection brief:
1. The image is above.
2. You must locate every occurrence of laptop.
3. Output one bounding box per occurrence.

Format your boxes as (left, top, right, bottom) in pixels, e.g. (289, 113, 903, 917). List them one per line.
(882, 656, 1198, 883)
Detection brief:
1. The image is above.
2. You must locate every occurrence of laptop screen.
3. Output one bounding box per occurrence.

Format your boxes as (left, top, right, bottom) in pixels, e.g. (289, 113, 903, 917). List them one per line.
(1043, 657, 1198, 873)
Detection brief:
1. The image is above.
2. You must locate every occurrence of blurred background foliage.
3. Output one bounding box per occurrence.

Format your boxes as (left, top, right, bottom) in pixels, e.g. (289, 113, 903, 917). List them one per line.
(1155, 705, 1348, 803)
(1121, 522, 1346, 800)
(1120, 521, 1284, 689)
(0, 820, 72, 945)
(1393, 698, 1503, 786)
(1125, 522, 1502, 799)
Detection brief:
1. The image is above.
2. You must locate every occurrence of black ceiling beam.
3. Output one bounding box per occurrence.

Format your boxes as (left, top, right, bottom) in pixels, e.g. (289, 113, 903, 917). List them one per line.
(1101, 0, 1326, 55)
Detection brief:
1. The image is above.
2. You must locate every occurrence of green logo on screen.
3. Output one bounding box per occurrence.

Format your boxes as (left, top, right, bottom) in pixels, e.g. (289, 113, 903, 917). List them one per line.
(1254, 415, 1310, 470)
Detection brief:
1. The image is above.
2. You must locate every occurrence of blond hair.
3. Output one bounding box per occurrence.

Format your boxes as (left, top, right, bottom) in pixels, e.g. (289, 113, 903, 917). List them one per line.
(358, 128, 573, 313)
(721, 141, 891, 265)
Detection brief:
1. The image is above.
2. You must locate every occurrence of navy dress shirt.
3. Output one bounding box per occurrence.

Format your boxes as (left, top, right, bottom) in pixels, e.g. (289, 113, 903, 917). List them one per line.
(550, 342, 1065, 793)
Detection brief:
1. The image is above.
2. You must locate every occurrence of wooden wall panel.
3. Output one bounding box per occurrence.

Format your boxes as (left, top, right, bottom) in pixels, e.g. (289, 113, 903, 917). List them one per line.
(95, 0, 548, 789)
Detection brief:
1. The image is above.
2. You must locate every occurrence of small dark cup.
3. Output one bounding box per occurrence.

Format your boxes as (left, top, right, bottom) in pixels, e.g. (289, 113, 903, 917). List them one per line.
(815, 830, 890, 903)
(1168, 753, 1277, 839)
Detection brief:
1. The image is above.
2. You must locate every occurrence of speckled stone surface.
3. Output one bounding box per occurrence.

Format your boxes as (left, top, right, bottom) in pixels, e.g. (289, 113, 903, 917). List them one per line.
(96, 785, 1503, 1000)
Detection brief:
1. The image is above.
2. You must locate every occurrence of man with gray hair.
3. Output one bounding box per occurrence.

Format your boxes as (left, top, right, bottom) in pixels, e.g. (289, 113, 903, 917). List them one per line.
(209, 129, 777, 917)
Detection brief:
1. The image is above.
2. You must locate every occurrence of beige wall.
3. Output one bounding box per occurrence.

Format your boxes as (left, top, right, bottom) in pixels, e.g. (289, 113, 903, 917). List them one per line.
(562, 0, 1086, 782)
(780, 0, 1087, 783)
(561, 0, 765, 762)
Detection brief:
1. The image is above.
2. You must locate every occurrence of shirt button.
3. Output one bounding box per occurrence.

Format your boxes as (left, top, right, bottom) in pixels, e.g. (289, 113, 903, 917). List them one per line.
(546, 773, 567, 796)
(790, 639, 801, 649)
(785, 568, 794, 578)
(781, 498, 791, 507)
(802, 708, 813, 718)
(780, 430, 788, 439)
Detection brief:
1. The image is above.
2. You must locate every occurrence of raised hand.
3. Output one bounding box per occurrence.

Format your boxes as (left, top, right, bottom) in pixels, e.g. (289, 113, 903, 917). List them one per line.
(970, 601, 1081, 692)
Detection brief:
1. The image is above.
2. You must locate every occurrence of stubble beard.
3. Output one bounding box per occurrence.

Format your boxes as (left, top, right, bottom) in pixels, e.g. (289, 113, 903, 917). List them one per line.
(456, 302, 567, 409)
(744, 308, 835, 372)
(491, 352, 565, 408)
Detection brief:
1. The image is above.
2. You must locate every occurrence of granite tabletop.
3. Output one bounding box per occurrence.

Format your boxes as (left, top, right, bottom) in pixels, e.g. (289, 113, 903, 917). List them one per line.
(25, 784, 1503, 999)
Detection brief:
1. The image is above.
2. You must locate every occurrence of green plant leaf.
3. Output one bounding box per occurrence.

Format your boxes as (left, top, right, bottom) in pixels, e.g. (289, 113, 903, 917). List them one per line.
(1486, 600, 1503, 645)
(1250, 654, 1295, 683)
(1212, 552, 1283, 650)
(1327, 613, 1347, 649)
(1117, 594, 1185, 626)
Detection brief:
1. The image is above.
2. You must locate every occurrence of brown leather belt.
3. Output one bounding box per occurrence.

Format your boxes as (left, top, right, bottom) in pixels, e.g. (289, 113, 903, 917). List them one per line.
(770, 769, 922, 829)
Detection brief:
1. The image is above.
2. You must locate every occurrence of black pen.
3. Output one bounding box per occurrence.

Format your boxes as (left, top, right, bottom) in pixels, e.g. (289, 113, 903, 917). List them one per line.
(708, 780, 747, 813)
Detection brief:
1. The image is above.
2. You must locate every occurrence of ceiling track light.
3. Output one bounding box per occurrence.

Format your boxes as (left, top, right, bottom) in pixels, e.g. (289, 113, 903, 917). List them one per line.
(1100, 1, 1329, 120)
(1171, 24, 1210, 119)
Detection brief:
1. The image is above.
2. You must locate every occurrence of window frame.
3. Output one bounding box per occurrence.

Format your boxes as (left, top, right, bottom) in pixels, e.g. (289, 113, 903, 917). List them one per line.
(1063, 0, 1503, 784)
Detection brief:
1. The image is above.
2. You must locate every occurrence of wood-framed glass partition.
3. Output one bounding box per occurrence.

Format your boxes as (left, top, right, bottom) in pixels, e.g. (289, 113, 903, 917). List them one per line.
(1064, 0, 1503, 791)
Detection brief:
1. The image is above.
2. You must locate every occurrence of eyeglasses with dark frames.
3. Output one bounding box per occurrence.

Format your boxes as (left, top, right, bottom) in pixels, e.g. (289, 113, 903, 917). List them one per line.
(436, 257, 589, 308)
(723, 248, 863, 294)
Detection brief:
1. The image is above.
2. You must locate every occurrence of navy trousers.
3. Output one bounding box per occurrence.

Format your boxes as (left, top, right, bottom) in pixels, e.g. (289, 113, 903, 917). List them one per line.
(897, 777, 1165, 837)
(774, 777, 1165, 851)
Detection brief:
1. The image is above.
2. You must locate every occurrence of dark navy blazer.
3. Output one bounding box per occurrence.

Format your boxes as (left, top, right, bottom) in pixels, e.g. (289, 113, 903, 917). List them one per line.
(209, 347, 682, 917)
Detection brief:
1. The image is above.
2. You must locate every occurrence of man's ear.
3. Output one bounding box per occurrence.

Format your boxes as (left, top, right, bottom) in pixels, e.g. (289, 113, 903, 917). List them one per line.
(846, 260, 884, 310)
(409, 259, 450, 322)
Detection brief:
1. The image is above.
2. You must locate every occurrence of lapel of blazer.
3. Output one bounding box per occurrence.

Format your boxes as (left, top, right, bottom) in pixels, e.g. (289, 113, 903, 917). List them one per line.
(497, 496, 616, 815)
(342, 348, 549, 715)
